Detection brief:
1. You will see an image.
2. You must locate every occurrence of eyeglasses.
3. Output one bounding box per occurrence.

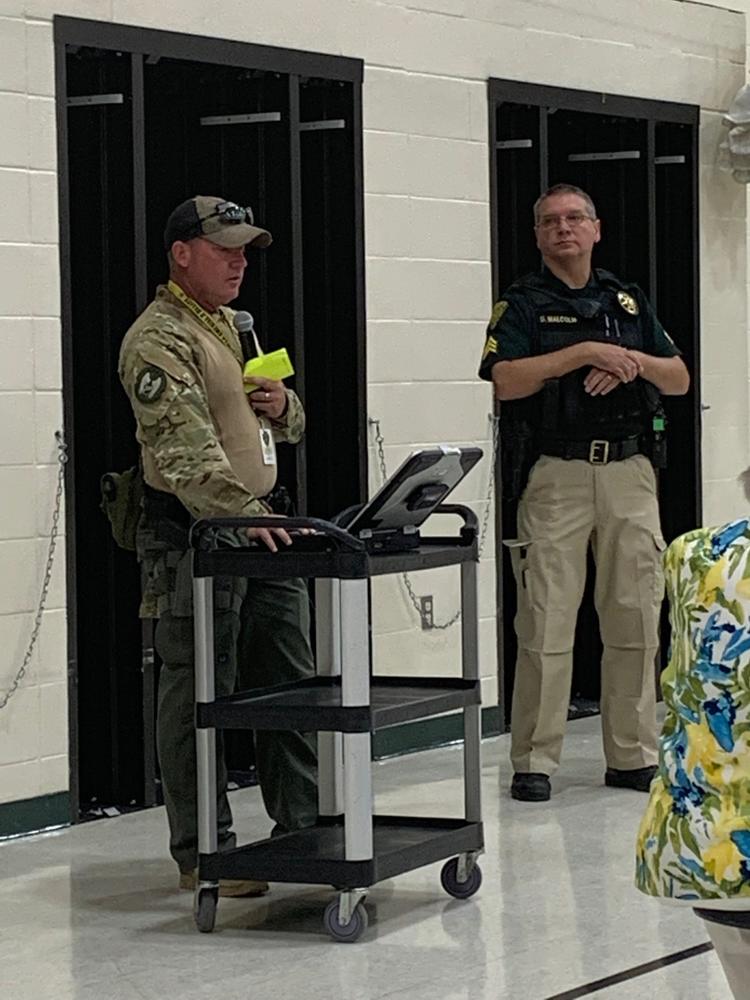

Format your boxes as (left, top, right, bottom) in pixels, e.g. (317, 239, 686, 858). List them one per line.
(536, 212, 594, 230)
(206, 201, 255, 226)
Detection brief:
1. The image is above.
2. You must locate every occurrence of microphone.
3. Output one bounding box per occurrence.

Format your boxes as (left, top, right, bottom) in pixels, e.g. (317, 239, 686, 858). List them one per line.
(233, 310, 256, 361)
(235, 310, 295, 394)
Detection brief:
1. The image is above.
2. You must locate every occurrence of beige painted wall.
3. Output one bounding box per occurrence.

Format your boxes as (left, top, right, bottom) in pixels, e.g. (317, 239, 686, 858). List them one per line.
(0, 0, 745, 809)
(685, 0, 750, 524)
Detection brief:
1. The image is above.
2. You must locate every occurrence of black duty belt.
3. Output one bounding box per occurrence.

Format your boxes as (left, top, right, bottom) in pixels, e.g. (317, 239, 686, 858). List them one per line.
(143, 484, 191, 528)
(142, 482, 291, 548)
(142, 484, 191, 549)
(540, 436, 643, 465)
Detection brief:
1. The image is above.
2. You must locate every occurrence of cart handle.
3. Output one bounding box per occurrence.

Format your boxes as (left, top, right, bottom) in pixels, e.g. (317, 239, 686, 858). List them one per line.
(431, 504, 479, 544)
(189, 515, 366, 552)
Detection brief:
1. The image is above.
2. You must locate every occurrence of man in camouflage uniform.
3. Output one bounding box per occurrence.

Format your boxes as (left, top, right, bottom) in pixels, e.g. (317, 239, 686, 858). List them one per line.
(119, 196, 317, 895)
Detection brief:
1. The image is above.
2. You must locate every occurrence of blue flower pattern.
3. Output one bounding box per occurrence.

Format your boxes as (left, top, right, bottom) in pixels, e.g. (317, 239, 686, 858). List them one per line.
(637, 520, 750, 903)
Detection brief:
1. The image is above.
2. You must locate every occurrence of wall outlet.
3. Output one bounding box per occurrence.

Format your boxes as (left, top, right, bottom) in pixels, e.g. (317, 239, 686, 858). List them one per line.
(419, 595, 434, 630)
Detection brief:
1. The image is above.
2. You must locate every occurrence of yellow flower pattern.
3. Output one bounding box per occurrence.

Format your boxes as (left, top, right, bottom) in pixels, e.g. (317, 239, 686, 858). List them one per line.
(702, 840, 742, 884)
(636, 519, 750, 902)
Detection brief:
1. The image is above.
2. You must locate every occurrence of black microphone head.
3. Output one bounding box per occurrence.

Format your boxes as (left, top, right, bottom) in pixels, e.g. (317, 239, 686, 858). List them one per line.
(233, 311, 254, 334)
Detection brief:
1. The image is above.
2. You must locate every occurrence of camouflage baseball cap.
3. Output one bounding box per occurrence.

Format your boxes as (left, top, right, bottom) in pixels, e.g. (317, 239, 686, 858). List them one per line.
(163, 196, 272, 251)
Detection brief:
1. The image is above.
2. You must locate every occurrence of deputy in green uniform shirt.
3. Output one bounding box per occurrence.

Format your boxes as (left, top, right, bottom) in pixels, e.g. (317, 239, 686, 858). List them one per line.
(479, 183, 690, 803)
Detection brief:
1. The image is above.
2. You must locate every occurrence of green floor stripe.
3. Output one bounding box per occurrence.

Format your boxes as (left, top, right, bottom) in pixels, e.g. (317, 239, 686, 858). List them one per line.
(373, 706, 503, 759)
(0, 791, 71, 840)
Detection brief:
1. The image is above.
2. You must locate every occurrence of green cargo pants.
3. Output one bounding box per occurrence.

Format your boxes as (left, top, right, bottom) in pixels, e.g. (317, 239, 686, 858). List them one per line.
(150, 550, 318, 874)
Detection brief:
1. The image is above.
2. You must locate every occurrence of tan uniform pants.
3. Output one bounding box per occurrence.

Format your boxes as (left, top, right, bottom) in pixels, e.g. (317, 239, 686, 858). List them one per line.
(509, 454, 664, 775)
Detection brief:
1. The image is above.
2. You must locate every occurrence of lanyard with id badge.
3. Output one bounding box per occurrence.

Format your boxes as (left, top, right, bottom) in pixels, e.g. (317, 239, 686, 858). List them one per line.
(168, 283, 291, 470)
(259, 420, 276, 467)
(235, 308, 294, 469)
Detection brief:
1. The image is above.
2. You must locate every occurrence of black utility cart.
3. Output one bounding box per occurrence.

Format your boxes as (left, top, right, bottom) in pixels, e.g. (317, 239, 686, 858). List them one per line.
(190, 451, 484, 943)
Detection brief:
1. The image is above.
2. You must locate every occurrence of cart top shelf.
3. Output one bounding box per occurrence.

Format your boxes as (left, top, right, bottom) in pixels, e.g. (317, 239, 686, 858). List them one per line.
(190, 504, 479, 579)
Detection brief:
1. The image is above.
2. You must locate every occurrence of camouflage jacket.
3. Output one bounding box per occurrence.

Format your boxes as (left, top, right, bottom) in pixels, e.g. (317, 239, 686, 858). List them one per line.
(120, 283, 304, 517)
(119, 285, 304, 616)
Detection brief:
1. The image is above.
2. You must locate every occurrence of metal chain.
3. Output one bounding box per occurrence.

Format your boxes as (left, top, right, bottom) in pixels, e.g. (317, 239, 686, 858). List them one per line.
(368, 415, 499, 630)
(0, 430, 68, 711)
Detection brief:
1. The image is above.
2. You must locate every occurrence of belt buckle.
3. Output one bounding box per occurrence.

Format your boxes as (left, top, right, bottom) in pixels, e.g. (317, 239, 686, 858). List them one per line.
(589, 440, 609, 465)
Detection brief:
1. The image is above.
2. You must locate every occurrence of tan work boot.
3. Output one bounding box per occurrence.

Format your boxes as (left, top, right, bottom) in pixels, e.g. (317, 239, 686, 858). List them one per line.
(179, 870, 269, 898)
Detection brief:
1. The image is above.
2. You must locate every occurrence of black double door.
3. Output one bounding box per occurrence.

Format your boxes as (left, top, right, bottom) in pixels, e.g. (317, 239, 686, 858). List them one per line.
(489, 80, 701, 721)
(56, 20, 365, 816)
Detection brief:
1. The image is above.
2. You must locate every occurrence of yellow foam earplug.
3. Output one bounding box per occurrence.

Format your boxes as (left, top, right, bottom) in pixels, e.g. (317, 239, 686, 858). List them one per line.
(243, 348, 295, 393)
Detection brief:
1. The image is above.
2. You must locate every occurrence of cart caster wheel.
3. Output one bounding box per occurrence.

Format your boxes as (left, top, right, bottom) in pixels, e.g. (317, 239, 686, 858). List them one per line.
(323, 898, 369, 943)
(440, 858, 482, 900)
(194, 887, 218, 933)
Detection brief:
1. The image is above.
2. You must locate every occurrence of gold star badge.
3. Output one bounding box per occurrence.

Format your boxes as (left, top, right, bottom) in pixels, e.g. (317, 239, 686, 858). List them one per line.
(617, 291, 639, 316)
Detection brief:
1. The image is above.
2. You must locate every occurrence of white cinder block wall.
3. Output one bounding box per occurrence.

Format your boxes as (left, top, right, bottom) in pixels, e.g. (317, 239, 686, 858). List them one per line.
(695, 0, 750, 520)
(0, 0, 746, 817)
(364, 66, 496, 708)
(0, 9, 67, 808)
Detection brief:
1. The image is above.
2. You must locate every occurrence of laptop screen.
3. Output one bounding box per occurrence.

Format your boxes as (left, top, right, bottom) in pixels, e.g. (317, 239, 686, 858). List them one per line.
(346, 446, 483, 536)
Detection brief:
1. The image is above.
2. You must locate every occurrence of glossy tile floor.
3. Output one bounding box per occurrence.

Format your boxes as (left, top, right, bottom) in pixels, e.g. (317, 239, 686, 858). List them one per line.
(0, 718, 732, 1000)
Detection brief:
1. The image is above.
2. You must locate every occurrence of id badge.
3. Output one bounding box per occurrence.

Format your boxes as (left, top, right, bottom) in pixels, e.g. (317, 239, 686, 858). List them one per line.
(259, 422, 277, 466)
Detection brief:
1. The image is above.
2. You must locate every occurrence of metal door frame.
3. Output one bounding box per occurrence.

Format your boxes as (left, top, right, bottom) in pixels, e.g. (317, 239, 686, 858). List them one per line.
(54, 16, 366, 820)
(487, 78, 701, 726)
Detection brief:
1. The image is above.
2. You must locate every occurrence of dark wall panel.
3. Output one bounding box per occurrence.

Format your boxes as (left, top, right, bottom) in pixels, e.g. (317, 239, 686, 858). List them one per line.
(58, 24, 365, 815)
(65, 47, 143, 808)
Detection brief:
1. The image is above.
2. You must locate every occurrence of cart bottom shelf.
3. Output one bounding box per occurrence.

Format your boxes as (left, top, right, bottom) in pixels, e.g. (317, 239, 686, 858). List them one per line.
(199, 815, 483, 887)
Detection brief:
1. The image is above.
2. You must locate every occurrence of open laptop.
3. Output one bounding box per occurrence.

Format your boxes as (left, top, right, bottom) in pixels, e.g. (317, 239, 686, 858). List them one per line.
(341, 446, 483, 548)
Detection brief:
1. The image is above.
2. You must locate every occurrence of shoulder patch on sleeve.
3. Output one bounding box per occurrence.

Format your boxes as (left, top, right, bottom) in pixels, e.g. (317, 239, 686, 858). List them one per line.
(134, 365, 168, 404)
(489, 300, 509, 330)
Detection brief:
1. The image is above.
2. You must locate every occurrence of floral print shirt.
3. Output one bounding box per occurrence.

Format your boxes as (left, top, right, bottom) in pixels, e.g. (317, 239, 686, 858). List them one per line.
(636, 518, 750, 904)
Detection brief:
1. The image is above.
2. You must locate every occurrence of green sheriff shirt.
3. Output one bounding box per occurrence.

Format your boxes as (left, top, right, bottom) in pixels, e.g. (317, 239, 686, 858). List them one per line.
(478, 266, 681, 381)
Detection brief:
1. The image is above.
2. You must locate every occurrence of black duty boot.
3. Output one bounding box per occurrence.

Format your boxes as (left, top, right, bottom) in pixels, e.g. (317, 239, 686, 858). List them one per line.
(604, 765, 657, 792)
(510, 772, 551, 802)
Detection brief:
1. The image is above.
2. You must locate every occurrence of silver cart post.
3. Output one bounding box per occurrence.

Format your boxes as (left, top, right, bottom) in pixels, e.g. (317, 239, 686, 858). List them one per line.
(315, 578, 344, 817)
(193, 567, 218, 874)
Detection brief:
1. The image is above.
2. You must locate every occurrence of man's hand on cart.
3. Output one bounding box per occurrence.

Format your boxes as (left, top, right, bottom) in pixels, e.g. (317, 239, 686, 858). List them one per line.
(247, 515, 315, 553)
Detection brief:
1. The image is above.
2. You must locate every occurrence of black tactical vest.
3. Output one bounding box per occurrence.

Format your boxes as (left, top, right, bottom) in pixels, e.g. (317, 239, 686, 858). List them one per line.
(509, 269, 654, 443)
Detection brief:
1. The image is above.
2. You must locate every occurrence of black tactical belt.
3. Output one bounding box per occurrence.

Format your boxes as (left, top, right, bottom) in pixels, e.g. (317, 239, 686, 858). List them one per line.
(142, 484, 191, 548)
(142, 483, 285, 547)
(540, 436, 643, 465)
(143, 484, 191, 528)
